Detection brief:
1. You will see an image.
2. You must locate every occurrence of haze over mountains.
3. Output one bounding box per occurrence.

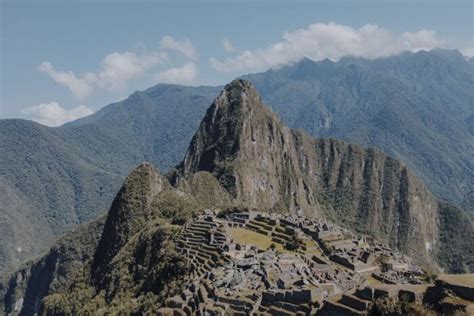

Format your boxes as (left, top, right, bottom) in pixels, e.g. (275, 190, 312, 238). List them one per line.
(0, 49, 472, 277)
(1, 79, 472, 315)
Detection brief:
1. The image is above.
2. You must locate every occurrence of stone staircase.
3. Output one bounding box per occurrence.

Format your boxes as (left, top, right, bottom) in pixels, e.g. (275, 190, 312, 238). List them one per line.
(176, 219, 231, 279)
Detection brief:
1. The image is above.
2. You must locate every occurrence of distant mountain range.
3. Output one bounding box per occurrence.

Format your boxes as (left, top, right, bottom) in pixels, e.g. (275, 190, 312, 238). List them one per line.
(0, 49, 472, 276)
(1, 80, 472, 315)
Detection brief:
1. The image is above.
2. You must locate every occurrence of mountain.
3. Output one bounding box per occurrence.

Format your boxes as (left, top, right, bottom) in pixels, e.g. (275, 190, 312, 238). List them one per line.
(171, 80, 472, 270)
(1, 80, 472, 315)
(1, 163, 229, 315)
(0, 85, 219, 276)
(0, 49, 472, 277)
(242, 49, 474, 212)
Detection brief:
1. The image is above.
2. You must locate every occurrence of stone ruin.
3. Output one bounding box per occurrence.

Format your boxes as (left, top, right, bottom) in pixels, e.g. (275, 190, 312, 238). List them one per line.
(156, 210, 442, 315)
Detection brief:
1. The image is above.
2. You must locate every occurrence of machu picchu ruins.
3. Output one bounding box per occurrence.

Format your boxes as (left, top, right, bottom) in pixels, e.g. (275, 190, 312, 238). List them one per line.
(157, 209, 454, 315)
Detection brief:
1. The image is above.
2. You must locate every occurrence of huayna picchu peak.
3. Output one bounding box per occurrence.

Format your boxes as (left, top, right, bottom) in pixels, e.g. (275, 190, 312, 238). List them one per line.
(1, 80, 473, 315)
(173, 80, 469, 270)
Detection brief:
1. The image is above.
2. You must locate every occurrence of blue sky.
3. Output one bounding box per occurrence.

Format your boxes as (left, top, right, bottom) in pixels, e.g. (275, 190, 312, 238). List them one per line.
(1, 0, 473, 125)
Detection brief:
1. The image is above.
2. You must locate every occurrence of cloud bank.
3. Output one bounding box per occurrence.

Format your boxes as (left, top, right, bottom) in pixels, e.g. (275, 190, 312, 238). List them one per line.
(460, 46, 474, 58)
(39, 51, 168, 100)
(95, 51, 167, 90)
(22, 102, 93, 126)
(210, 22, 444, 72)
(38, 36, 199, 99)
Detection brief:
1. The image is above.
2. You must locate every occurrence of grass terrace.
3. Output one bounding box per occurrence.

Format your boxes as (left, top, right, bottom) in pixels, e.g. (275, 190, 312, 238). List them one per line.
(228, 227, 323, 255)
(438, 274, 474, 287)
(228, 227, 287, 251)
(303, 238, 322, 255)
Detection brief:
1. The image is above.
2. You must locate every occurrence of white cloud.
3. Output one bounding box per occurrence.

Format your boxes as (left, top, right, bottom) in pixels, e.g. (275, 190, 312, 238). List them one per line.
(210, 22, 444, 72)
(96, 51, 167, 90)
(39, 50, 167, 98)
(154, 63, 197, 84)
(22, 102, 93, 126)
(223, 38, 235, 52)
(399, 29, 442, 52)
(38, 62, 93, 100)
(160, 35, 198, 59)
(460, 46, 474, 58)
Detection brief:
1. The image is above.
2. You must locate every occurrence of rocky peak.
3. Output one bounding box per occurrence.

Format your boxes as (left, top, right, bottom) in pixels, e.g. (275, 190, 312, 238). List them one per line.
(92, 162, 171, 282)
(178, 79, 313, 213)
(215, 79, 265, 112)
(181, 79, 282, 175)
(175, 80, 444, 267)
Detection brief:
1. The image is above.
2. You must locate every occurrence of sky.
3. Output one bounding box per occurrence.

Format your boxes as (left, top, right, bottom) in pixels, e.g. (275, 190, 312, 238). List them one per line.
(1, 0, 473, 126)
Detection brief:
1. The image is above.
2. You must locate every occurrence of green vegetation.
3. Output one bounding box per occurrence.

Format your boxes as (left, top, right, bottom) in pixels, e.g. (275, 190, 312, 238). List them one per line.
(437, 203, 474, 273)
(1, 50, 473, 314)
(152, 190, 200, 224)
(370, 296, 439, 316)
(438, 274, 474, 286)
(284, 233, 304, 251)
(1, 164, 203, 314)
(245, 50, 473, 214)
(228, 227, 282, 251)
(0, 85, 220, 275)
(40, 221, 190, 315)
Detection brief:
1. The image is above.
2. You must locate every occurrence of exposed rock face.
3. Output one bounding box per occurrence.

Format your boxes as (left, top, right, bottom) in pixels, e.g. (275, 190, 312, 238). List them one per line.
(176, 79, 442, 267)
(178, 80, 325, 217)
(173, 171, 232, 207)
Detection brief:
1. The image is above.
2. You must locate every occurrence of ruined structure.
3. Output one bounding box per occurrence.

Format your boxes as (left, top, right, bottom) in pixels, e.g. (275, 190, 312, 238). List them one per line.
(158, 210, 432, 315)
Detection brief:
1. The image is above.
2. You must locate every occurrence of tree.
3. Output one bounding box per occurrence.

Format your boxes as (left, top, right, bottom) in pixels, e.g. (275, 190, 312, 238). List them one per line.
(285, 233, 304, 251)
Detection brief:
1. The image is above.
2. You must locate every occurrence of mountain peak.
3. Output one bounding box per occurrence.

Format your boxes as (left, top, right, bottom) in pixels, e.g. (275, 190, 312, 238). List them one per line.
(215, 79, 264, 112)
(177, 81, 324, 216)
(92, 162, 171, 283)
(174, 80, 446, 267)
(224, 78, 255, 92)
(179, 79, 279, 176)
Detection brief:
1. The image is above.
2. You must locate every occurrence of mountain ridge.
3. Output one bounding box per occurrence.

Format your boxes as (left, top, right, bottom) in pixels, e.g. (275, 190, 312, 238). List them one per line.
(0, 49, 472, 277)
